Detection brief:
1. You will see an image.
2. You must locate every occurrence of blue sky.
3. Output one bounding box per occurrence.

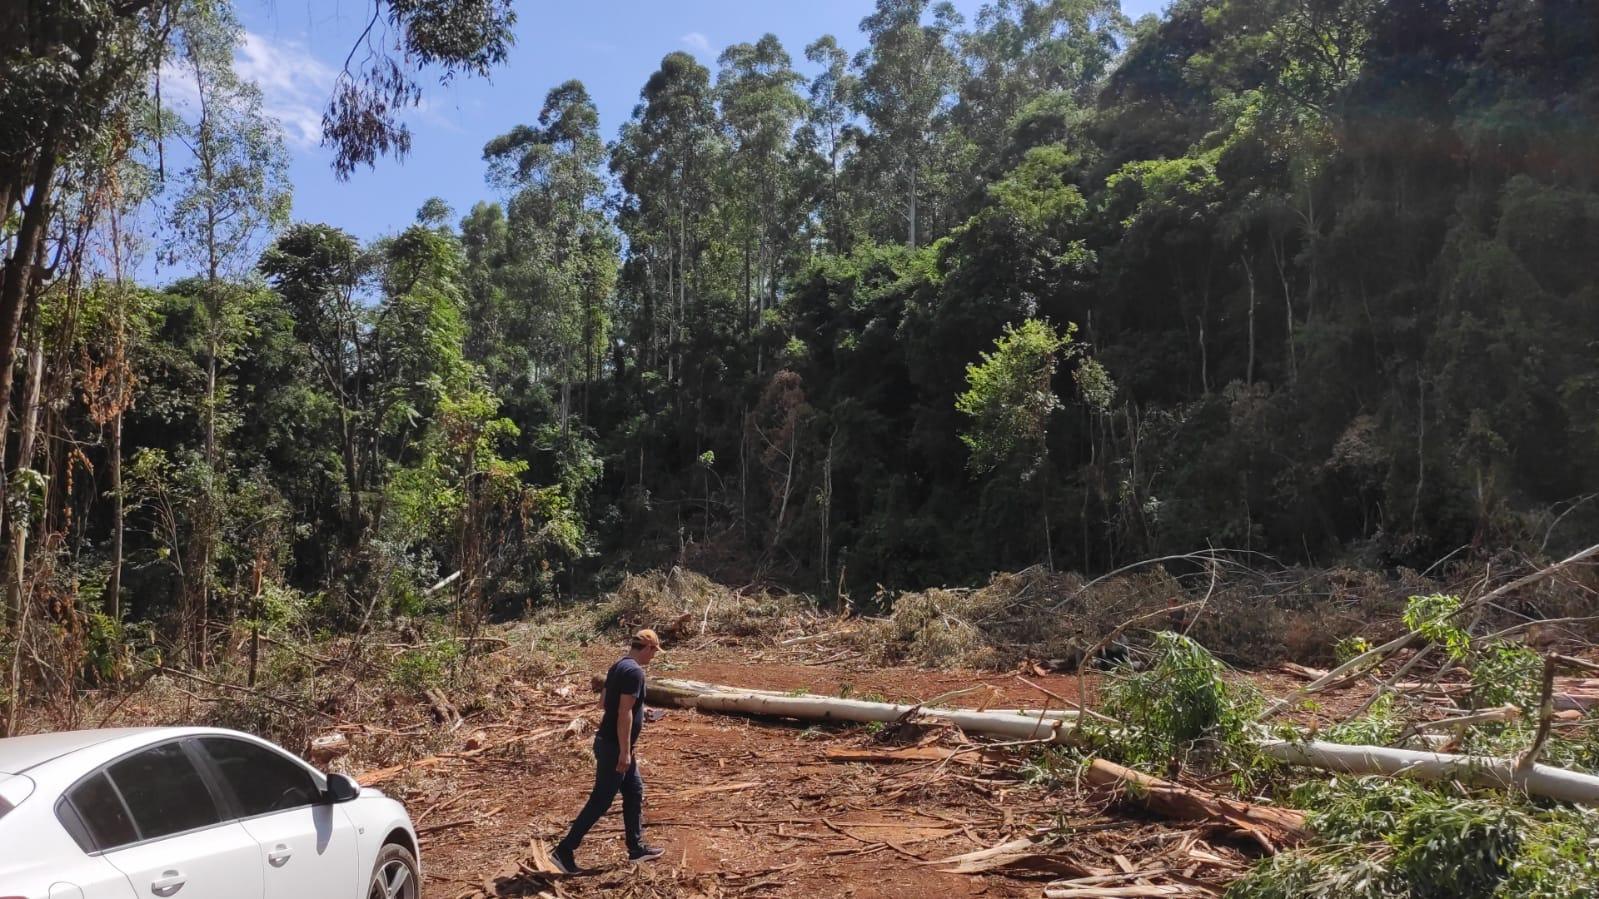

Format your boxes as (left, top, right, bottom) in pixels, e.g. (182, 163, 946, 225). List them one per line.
(157, 0, 1167, 278)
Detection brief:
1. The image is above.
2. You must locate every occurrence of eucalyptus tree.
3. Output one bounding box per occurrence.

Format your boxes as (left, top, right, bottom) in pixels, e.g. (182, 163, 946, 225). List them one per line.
(801, 35, 858, 253)
(716, 35, 806, 339)
(259, 224, 372, 546)
(611, 52, 723, 390)
(850, 0, 965, 248)
(954, 0, 1126, 180)
(482, 80, 618, 430)
(162, 0, 290, 663)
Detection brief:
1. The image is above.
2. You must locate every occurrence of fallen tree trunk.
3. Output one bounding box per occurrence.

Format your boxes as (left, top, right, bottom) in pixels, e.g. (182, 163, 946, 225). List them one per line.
(654, 677, 1083, 744)
(1083, 759, 1308, 851)
(1259, 739, 1599, 804)
(652, 676, 1599, 807)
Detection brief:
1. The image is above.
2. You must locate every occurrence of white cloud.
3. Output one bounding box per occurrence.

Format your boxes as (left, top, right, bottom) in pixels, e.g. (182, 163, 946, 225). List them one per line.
(156, 29, 479, 154)
(680, 31, 711, 53)
(234, 31, 336, 148)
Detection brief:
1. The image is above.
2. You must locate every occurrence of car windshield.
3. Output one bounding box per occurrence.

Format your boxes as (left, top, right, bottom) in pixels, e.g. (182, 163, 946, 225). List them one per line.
(0, 773, 34, 822)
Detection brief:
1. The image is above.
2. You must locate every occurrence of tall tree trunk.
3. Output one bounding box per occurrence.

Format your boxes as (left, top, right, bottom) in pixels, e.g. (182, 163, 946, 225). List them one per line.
(820, 430, 834, 591)
(6, 330, 46, 623)
(0, 146, 61, 486)
(907, 162, 919, 249)
(1243, 253, 1256, 388)
(108, 411, 124, 619)
(1272, 238, 1297, 385)
(338, 404, 362, 540)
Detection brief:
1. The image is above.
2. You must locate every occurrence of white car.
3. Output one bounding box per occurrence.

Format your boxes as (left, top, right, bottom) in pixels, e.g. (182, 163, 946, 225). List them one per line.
(0, 727, 420, 899)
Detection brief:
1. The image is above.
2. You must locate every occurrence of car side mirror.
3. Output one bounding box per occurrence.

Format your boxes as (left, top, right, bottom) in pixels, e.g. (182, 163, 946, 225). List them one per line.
(324, 773, 361, 804)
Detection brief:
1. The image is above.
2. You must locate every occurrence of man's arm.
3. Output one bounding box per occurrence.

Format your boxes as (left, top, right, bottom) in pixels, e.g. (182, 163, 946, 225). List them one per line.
(615, 693, 635, 772)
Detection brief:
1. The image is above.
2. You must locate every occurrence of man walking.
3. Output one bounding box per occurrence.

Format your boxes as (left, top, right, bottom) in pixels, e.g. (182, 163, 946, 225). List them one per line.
(553, 629, 666, 873)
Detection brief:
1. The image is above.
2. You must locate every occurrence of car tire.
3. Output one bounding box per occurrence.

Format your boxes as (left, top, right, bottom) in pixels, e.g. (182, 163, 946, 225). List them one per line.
(367, 842, 421, 899)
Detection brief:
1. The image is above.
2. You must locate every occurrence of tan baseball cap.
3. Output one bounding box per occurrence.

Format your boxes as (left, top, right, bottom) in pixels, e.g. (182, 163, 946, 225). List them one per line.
(631, 628, 662, 650)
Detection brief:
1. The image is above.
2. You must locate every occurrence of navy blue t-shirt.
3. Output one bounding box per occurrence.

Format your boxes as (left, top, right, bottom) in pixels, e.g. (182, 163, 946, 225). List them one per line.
(598, 657, 646, 745)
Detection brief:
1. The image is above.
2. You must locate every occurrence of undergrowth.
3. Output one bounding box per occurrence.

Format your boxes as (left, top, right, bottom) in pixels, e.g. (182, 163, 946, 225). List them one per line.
(1230, 599, 1599, 898)
(1228, 777, 1599, 898)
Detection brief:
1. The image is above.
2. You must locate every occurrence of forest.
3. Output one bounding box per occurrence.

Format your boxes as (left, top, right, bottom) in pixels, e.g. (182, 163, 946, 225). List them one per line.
(3, 0, 1599, 722)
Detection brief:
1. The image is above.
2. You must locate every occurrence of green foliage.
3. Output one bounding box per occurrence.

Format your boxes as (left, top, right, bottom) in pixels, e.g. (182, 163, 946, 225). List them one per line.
(1097, 632, 1260, 771)
(1402, 594, 1471, 661)
(1318, 692, 1402, 747)
(1233, 776, 1596, 899)
(957, 318, 1074, 474)
(1019, 745, 1085, 789)
(1471, 643, 1544, 713)
(1498, 808, 1599, 898)
(1334, 637, 1372, 664)
(390, 641, 463, 693)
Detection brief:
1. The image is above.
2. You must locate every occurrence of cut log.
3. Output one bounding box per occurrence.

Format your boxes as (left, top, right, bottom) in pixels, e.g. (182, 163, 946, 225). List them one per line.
(656, 676, 1599, 807)
(1277, 662, 1329, 681)
(1083, 759, 1307, 851)
(652, 677, 1085, 744)
(1259, 739, 1599, 804)
(306, 732, 350, 766)
(424, 687, 459, 725)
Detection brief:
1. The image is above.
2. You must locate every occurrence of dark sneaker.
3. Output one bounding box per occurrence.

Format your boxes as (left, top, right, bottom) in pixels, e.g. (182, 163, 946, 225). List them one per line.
(628, 844, 666, 863)
(552, 846, 582, 875)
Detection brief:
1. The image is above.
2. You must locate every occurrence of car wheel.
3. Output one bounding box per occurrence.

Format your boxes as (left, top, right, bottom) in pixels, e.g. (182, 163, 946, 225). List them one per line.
(367, 843, 420, 899)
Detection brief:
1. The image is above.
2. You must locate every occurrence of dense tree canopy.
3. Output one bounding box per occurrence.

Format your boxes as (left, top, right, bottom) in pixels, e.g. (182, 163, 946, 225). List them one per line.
(4, 0, 1599, 711)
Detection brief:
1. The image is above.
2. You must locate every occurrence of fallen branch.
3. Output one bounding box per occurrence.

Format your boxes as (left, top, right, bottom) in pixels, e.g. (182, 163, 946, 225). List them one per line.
(1517, 655, 1560, 774)
(926, 832, 1093, 877)
(1396, 705, 1521, 743)
(1045, 884, 1204, 898)
(824, 746, 986, 766)
(356, 725, 564, 786)
(424, 570, 461, 595)
(1082, 759, 1307, 852)
(1263, 542, 1599, 719)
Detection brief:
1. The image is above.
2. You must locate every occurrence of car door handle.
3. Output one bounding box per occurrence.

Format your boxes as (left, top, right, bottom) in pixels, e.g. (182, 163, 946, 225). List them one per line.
(150, 870, 185, 897)
(267, 844, 293, 867)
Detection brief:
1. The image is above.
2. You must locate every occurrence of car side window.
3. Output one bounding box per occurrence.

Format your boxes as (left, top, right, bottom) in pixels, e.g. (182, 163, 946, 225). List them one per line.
(64, 772, 138, 851)
(106, 742, 224, 842)
(198, 737, 321, 817)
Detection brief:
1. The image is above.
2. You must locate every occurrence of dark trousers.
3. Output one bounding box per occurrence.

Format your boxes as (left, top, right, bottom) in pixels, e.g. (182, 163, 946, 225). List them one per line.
(558, 736, 644, 853)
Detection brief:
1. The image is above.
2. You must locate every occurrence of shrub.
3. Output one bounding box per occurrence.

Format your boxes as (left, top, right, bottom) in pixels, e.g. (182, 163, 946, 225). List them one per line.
(391, 641, 461, 692)
(1096, 632, 1260, 772)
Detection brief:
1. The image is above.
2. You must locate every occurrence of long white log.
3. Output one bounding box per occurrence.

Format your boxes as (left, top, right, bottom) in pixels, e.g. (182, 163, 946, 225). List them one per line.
(687, 690, 1084, 743)
(1260, 739, 1599, 804)
(650, 678, 1082, 742)
(654, 677, 1599, 805)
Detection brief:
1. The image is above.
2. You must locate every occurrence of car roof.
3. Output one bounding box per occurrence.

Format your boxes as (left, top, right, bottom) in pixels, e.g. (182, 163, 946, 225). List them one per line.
(0, 727, 219, 775)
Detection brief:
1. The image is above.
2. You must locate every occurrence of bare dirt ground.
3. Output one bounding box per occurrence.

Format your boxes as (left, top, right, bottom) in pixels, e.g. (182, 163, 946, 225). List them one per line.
(402, 644, 1295, 899)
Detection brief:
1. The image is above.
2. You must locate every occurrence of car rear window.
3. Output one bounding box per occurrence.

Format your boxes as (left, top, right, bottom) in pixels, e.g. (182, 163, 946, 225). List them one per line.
(66, 772, 138, 849)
